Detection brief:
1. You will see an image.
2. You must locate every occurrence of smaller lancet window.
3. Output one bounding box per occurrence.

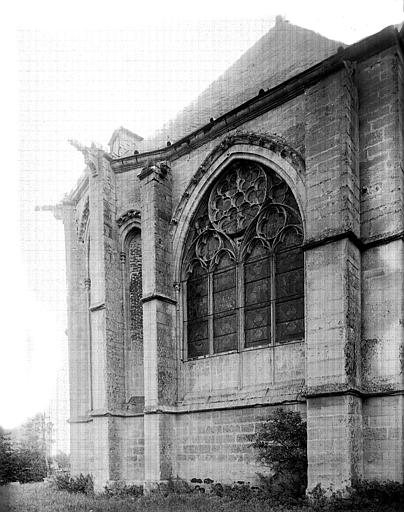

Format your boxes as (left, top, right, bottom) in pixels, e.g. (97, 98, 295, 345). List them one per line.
(124, 230, 144, 399)
(182, 159, 304, 359)
(128, 232, 143, 346)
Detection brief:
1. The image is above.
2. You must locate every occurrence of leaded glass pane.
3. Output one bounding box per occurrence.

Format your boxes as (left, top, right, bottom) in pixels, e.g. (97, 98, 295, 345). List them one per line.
(214, 312, 237, 337)
(213, 256, 237, 353)
(214, 311, 237, 353)
(276, 317, 304, 342)
(275, 245, 304, 342)
(188, 338, 210, 358)
(275, 267, 304, 299)
(244, 246, 271, 347)
(187, 277, 208, 320)
(245, 304, 270, 347)
(213, 333, 238, 354)
(213, 266, 236, 315)
(187, 263, 209, 357)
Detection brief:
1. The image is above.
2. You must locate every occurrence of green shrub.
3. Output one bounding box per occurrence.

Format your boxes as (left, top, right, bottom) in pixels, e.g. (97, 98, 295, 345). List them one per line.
(51, 472, 93, 494)
(13, 446, 47, 483)
(104, 480, 144, 498)
(350, 479, 404, 507)
(165, 476, 193, 494)
(150, 476, 194, 496)
(256, 473, 306, 504)
(252, 408, 307, 498)
(307, 480, 404, 511)
(210, 482, 255, 501)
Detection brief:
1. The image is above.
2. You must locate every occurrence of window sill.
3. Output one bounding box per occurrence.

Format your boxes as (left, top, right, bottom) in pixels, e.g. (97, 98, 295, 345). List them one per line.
(184, 338, 304, 362)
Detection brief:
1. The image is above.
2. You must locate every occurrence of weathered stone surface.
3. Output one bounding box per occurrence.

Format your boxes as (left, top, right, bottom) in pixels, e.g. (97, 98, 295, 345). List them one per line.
(60, 26, 404, 492)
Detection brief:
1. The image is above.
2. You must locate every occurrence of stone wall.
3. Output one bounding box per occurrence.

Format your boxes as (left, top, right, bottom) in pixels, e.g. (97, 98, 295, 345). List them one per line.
(358, 47, 404, 483)
(358, 48, 404, 243)
(173, 404, 306, 484)
(118, 416, 145, 484)
(363, 396, 404, 481)
(62, 39, 404, 491)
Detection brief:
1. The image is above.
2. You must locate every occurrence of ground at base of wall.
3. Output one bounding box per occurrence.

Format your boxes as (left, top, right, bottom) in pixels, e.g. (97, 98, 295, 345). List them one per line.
(1, 482, 404, 512)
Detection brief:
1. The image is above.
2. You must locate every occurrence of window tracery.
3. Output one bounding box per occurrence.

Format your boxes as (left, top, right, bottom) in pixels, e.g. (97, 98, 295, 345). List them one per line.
(182, 159, 304, 359)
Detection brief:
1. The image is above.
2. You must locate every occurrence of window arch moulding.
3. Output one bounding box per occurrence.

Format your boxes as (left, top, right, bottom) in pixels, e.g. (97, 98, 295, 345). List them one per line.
(117, 209, 141, 242)
(172, 132, 306, 281)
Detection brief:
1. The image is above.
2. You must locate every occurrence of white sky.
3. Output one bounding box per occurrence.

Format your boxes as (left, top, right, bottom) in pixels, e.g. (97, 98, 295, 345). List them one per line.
(0, 0, 403, 430)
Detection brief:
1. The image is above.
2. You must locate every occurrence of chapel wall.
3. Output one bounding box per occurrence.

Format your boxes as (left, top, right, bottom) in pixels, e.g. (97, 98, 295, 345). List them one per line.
(118, 416, 145, 483)
(172, 404, 306, 484)
(115, 169, 142, 219)
(65, 36, 404, 490)
(362, 396, 404, 482)
(358, 47, 404, 482)
(169, 95, 306, 215)
(168, 94, 307, 408)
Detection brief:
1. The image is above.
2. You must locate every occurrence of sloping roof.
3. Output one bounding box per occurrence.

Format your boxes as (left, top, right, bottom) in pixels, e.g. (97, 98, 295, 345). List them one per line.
(108, 126, 143, 146)
(142, 17, 343, 151)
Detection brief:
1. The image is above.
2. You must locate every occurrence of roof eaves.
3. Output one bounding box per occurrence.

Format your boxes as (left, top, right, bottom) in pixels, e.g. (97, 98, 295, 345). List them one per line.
(111, 24, 399, 174)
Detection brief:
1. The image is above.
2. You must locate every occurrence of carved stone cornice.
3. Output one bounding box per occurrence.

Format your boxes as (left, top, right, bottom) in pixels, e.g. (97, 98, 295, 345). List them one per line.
(171, 132, 304, 229)
(116, 209, 141, 228)
(141, 292, 177, 305)
(212, 132, 305, 174)
(69, 139, 103, 177)
(303, 383, 404, 399)
(138, 161, 171, 182)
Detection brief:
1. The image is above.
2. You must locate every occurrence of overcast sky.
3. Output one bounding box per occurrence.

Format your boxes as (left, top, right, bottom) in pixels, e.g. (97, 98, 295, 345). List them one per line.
(1, 0, 402, 430)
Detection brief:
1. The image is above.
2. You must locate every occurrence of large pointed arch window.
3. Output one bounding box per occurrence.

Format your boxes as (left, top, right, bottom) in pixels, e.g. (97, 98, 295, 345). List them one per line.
(182, 159, 304, 359)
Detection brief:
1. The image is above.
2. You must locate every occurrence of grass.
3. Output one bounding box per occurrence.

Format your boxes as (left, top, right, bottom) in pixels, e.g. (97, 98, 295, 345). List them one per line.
(1, 481, 403, 512)
(0, 482, 291, 512)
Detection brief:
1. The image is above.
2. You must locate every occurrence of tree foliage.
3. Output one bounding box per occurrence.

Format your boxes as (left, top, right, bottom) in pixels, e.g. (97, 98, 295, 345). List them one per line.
(0, 427, 17, 484)
(12, 446, 47, 483)
(0, 414, 55, 485)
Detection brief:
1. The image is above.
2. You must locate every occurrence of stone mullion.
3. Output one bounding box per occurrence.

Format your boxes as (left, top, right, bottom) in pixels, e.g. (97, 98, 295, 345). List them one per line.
(269, 251, 276, 344)
(270, 252, 276, 384)
(237, 262, 245, 389)
(237, 262, 245, 351)
(208, 271, 214, 355)
(181, 281, 188, 361)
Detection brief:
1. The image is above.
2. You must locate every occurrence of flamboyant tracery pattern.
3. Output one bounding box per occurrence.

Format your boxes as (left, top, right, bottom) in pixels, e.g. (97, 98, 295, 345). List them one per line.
(182, 159, 304, 359)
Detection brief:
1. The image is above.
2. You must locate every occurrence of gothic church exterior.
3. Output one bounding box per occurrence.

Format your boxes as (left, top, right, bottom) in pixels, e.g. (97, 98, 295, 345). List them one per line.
(59, 19, 404, 491)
